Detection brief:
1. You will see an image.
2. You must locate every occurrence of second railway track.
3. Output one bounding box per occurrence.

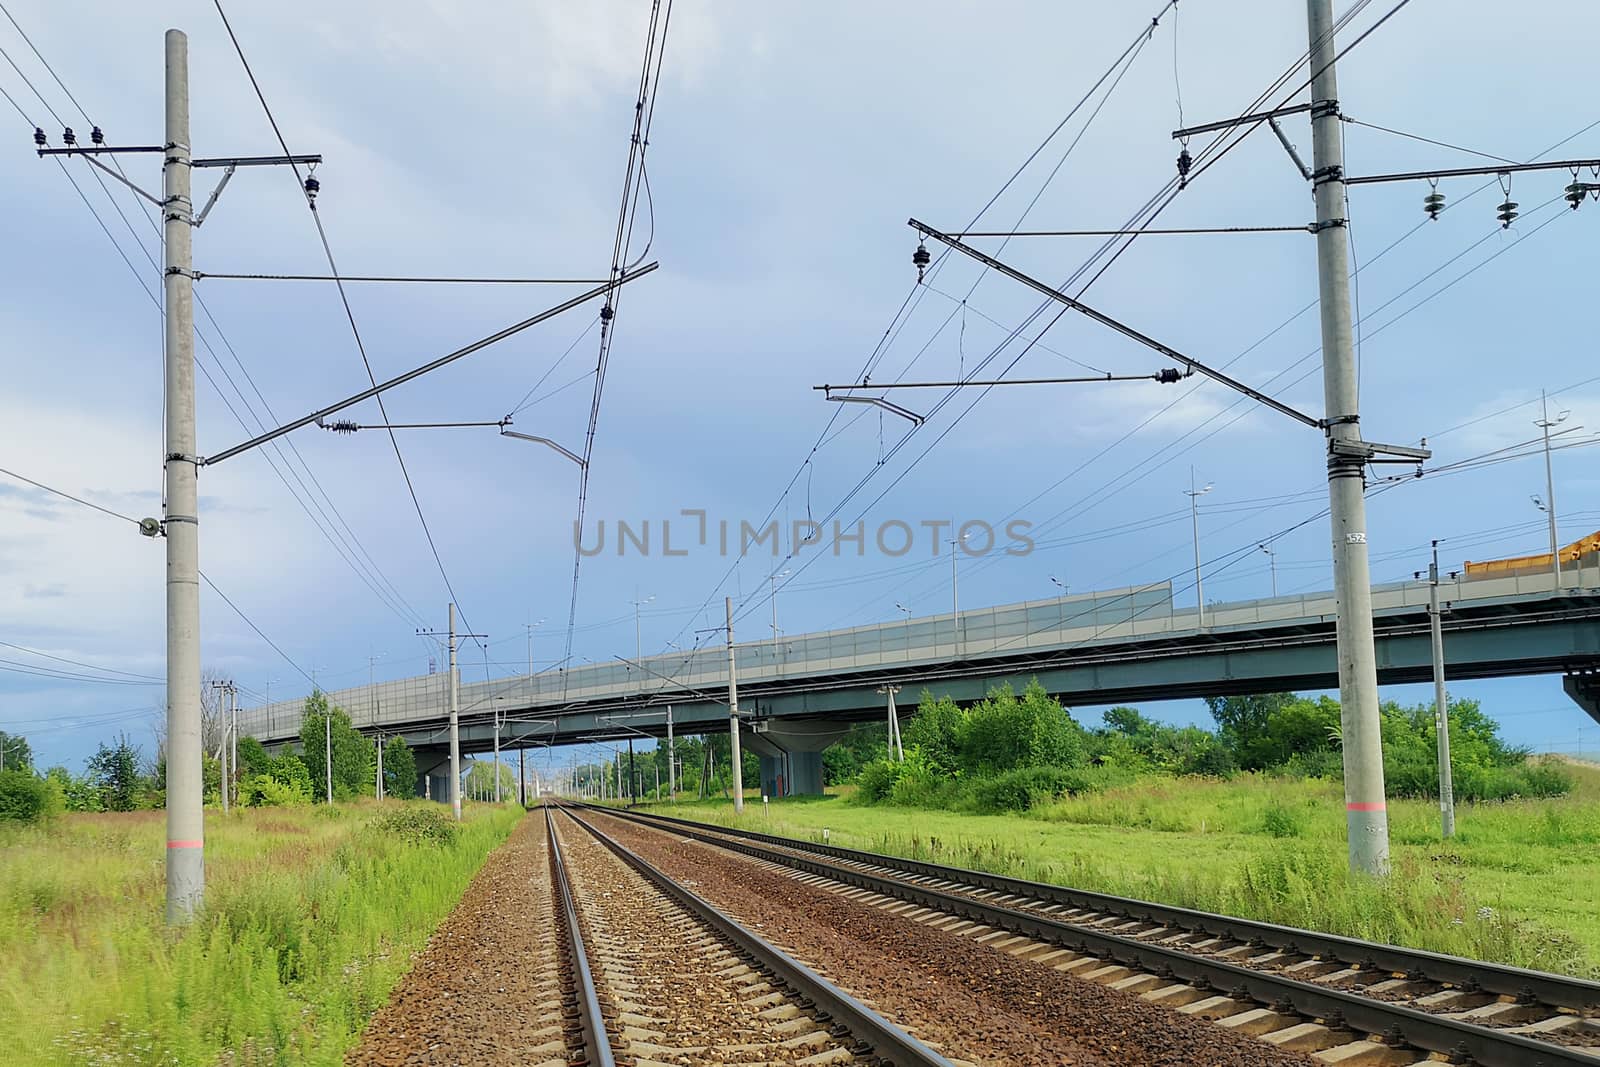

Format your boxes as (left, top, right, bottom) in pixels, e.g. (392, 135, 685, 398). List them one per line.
(584, 802, 1600, 1067)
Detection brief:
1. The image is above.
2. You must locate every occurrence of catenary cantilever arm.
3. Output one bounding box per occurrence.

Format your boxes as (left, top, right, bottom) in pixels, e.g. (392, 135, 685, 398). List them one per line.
(909, 220, 1322, 430)
(204, 262, 657, 464)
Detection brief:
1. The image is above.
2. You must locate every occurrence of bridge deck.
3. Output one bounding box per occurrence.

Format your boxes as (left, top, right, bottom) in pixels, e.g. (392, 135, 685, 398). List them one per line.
(242, 562, 1600, 748)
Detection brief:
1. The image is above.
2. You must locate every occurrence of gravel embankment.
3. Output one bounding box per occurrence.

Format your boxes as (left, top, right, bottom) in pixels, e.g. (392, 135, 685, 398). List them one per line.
(346, 817, 569, 1066)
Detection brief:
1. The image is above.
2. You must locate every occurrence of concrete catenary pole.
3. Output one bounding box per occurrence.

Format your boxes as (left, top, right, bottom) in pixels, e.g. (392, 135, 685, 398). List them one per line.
(448, 602, 461, 820)
(375, 735, 384, 800)
(163, 28, 204, 924)
(518, 746, 525, 806)
(1428, 543, 1456, 837)
(1306, 0, 1390, 875)
(324, 697, 333, 804)
(216, 686, 229, 816)
(725, 597, 744, 813)
(229, 685, 238, 809)
(1538, 391, 1563, 588)
(493, 709, 501, 804)
(666, 704, 676, 798)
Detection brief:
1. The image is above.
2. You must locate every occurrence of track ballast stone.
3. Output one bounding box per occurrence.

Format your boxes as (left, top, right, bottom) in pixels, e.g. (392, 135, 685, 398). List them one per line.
(590, 809, 1326, 1067)
(555, 810, 878, 1065)
(346, 816, 571, 1067)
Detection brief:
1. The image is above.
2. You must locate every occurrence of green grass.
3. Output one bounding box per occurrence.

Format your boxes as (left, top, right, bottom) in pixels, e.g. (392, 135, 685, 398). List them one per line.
(648, 762, 1600, 979)
(0, 800, 522, 1066)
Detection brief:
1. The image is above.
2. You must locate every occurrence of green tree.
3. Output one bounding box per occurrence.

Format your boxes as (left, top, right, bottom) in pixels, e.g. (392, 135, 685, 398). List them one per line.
(44, 765, 104, 812)
(464, 759, 516, 800)
(299, 693, 373, 801)
(0, 731, 31, 771)
(822, 723, 888, 785)
(0, 769, 50, 822)
(269, 752, 313, 795)
(236, 736, 272, 778)
(86, 735, 146, 812)
(1205, 693, 1338, 770)
(901, 692, 966, 775)
(382, 736, 417, 799)
(961, 681, 1086, 774)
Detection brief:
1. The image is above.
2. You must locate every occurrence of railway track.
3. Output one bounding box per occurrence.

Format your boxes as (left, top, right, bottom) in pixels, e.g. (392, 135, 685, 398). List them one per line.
(585, 803, 1600, 1067)
(544, 804, 961, 1066)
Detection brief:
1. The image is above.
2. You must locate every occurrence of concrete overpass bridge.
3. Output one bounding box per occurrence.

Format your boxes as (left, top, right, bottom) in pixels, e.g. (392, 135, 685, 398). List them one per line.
(242, 562, 1600, 797)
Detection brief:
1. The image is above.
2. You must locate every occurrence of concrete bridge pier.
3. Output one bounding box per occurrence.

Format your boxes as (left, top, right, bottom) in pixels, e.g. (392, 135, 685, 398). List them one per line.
(744, 720, 850, 797)
(1563, 669, 1600, 727)
(413, 745, 453, 802)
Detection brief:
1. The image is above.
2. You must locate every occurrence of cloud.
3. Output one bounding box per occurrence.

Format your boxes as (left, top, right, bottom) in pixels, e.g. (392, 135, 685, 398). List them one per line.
(23, 584, 67, 599)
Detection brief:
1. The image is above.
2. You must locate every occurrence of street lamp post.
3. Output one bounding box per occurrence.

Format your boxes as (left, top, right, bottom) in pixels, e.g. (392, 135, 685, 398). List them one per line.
(1050, 575, 1069, 629)
(630, 592, 654, 679)
(1259, 544, 1278, 598)
(1535, 391, 1569, 588)
(769, 569, 790, 642)
(1184, 469, 1214, 627)
(949, 530, 973, 656)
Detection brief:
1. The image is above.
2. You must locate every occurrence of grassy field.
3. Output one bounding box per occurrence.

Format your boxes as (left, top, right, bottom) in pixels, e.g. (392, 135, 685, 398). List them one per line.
(0, 801, 522, 1066)
(649, 762, 1600, 979)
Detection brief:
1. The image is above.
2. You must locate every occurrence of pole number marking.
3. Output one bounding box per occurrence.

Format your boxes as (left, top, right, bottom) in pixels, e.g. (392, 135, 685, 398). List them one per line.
(1346, 532, 1367, 544)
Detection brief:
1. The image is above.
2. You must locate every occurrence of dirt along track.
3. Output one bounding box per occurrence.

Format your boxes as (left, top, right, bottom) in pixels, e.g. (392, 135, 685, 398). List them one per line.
(346, 815, 570, 1067)
(584, 807, 1322, 1067)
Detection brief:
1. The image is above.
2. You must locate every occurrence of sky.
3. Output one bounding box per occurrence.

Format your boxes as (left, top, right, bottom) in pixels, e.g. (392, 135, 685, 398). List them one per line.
(2, 0, 1598, 776)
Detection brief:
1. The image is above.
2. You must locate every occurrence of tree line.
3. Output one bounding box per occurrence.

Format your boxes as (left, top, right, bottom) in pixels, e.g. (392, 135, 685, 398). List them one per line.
(0, 691, 421, 823)
(845, 682, 1570, 813)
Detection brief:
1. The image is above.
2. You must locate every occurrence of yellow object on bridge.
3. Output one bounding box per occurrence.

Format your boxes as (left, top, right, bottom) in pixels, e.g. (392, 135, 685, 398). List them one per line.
(1464, 530, 1600, 577)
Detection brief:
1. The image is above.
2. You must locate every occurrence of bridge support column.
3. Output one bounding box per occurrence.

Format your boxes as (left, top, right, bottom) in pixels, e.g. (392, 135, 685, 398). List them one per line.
(413, 745, 453, 801)
(742, 720, 851, 797)
(1563, 670, 1600, 727)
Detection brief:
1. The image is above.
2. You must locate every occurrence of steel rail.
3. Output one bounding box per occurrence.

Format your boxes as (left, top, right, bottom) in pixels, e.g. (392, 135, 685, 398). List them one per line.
(583, 805, 1600, 1067)
(600, 803, 1600, 1009)
(545, 806, 616, 1067)
(555, 804, 958, 1067)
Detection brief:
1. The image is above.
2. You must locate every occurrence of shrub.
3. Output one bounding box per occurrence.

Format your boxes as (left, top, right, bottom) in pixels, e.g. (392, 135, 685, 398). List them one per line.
(972, 765, 1094, 813)
(1276, 748, 1344, 780)
(1261, 801, 1306, 838)
(886, 754, 947, 807)
(239, 773, 312, 808)
(0, 770, 51, 823)
(854, 758, 903, 804)
(374, 805, 457, 846)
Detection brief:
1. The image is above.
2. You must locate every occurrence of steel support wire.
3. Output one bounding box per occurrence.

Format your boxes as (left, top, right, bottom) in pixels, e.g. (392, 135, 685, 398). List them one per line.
(557, 806, 958, 1067)
(545, 806, 616, 1067)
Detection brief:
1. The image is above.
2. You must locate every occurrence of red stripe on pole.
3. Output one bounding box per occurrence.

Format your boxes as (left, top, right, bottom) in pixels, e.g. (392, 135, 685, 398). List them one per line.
(1345, 801, 1386, 812)
(166, 839, 203, 849)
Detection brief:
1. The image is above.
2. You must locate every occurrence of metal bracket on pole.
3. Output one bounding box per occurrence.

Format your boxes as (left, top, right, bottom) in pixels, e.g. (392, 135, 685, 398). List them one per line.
(821, 392, 926, 426)
(1344, 158, 1600, 187)
(1328, 438, 1431, 464)
(1268, 116, 1314, 180)
(192, 164, 236, 227)
(910, 219, 1324, 430)
(77, 153, 165, 206)
(202, 261, 657, 465)
(1171, 102, 1313, 140)
(500, 429, 587, 467)
(190, 153, 322, 169)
